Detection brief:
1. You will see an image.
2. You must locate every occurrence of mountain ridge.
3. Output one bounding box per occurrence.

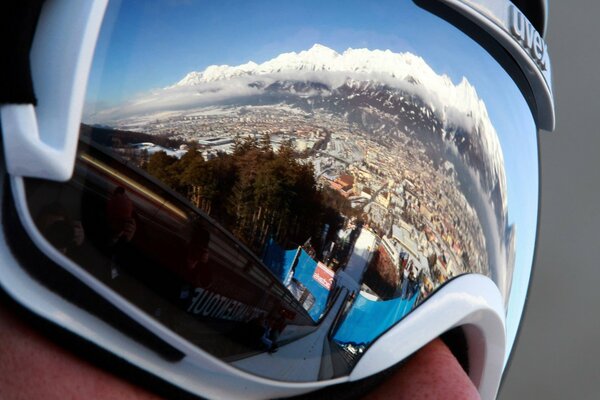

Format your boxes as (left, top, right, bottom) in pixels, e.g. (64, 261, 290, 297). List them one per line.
(87, 44, 507, 217)
(172, 44, 500, 172)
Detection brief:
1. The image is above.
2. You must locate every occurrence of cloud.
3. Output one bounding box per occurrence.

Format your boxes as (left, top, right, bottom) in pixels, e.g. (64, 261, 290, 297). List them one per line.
(85, 78, 261, 123)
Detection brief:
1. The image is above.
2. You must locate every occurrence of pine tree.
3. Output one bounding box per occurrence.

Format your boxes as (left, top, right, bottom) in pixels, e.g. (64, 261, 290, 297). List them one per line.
(146, 151, 177, 187)
(259, 132, 272, 153)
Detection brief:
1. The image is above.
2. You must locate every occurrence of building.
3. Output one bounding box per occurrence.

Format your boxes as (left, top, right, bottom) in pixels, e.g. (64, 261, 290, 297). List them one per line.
(391, 223, 428, 273)
(376, 191, 391, 209)
(360, 187, 373, 200)
(197, 137, 234, 147)
(329, 174, 354, 198)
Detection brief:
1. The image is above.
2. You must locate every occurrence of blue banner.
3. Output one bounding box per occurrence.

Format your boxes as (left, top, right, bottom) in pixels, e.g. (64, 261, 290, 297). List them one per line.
(262, 240, 330, 321)
(292, 250, 330, 321)
(262, 238, 297, 283)
(333, 291, 418, 346)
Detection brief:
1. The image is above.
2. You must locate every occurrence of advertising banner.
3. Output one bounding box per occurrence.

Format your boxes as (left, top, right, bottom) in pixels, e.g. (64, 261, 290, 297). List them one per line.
(313, 262, 334, 290)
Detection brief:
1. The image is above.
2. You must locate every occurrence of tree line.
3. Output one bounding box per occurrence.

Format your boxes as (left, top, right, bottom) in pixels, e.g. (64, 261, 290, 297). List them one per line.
(144, 135, 351, 255)
(81, 124, 188, 149)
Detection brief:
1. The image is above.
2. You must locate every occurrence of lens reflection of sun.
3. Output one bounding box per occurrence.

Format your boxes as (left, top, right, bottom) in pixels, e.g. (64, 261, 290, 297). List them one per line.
(79, 153, 188, 221)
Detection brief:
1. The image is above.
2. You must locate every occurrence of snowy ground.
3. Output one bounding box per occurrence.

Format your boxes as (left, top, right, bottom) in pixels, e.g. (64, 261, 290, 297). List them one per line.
(231, 288, 349, 381)
(344, 228, 378, 283)
(231, 229, 377, 380)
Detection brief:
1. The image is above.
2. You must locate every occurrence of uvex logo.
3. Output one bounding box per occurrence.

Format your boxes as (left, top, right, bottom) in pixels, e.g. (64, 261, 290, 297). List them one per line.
(509, 5, 549, 71)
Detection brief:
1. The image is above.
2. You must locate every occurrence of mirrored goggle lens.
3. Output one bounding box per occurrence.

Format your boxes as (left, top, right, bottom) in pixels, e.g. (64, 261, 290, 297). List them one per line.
(20, 0, 538, 381)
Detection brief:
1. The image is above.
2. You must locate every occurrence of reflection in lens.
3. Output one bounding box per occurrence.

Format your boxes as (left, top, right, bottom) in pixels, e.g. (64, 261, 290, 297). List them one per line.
(23, 0, 538, 383)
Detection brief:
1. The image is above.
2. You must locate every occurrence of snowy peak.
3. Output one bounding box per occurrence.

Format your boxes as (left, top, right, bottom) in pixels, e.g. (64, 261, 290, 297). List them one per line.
(172, 44, 489, 140)
(175, 44, 435, 86)
(109, 44, 507, 209)
(177, 61, 259, 85)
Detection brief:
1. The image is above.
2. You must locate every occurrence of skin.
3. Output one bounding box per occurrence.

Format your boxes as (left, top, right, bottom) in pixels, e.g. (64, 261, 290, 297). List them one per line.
(0, 306, 479, 400)
(364, 339, 481, 400)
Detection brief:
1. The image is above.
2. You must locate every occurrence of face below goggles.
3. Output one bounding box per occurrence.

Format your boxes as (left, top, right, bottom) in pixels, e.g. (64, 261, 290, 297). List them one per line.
(0, 0, 554, 399)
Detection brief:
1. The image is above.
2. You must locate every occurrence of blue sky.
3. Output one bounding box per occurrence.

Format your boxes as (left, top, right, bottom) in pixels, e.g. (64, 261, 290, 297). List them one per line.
(87, 0, 539, 347)
(89, 0, 497, 103)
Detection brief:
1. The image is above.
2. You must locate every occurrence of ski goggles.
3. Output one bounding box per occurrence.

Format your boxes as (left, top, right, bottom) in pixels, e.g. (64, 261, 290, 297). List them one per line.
(0, 0, 554, 399)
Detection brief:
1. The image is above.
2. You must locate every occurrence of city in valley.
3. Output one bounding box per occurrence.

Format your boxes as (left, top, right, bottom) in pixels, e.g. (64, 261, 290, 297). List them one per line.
(72, 45, 512, 379)
(106, 101, 489, 307)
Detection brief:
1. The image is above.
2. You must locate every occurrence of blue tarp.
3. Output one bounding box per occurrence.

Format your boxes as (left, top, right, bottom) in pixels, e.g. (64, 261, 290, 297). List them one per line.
(293, 250, 330, 321)
(262, 240, 330, 321)
(262, 238, 297, 284)
(333, 291, 419, 346)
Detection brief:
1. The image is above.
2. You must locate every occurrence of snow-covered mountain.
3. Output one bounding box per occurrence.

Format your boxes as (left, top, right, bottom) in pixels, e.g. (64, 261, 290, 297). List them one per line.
(174, 44, 494, 144)
(87, 44, 507, 218)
